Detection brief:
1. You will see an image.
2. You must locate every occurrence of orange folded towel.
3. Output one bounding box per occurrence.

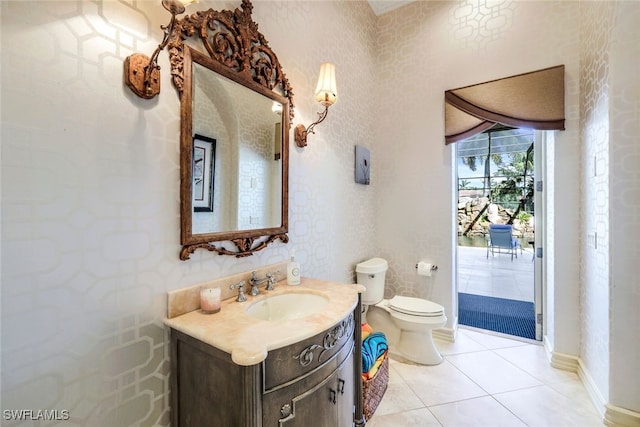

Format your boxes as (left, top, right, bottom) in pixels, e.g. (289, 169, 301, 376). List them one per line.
(362, 351, 387, 381)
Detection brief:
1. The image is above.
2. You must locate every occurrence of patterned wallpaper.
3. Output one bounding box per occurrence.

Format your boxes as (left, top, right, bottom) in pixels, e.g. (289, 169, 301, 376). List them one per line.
(602, 1, 640, 412)
(447, 0, 517, 51)
(2, 0, 639, 425)
(579, 1, 640, 413)
(1, 1, 377, 425)
(579, 0, 615, 402)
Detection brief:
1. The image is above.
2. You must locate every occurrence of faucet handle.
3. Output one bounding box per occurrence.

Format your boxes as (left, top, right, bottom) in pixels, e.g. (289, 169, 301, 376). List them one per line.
(230, 280, 245, 290)
(230, 280, 247, 302)
(265, 270, 280, 291)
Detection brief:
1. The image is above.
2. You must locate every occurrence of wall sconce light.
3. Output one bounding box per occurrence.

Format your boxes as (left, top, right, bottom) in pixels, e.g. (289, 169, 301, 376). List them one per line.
(294, 63, 338, 148)
(124, 0, 195, 99)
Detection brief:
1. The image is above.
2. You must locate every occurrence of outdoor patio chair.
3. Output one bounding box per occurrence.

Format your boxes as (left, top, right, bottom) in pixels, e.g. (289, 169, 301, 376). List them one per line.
(486, 224, 521, 261)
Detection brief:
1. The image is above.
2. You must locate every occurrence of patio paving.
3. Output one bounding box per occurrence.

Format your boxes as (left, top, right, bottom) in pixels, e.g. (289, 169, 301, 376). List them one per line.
(458, 245, 535, 303)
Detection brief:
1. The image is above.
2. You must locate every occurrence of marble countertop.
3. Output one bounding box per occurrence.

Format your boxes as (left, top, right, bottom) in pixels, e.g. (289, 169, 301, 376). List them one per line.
(164, 278, 364, 366)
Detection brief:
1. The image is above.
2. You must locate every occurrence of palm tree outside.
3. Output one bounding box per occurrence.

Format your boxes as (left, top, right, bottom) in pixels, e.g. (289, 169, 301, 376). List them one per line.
(457, 125, 535, 245)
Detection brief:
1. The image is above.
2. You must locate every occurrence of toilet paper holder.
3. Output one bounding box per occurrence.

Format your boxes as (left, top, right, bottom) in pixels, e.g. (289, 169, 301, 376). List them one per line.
(415, 263, 438, 271)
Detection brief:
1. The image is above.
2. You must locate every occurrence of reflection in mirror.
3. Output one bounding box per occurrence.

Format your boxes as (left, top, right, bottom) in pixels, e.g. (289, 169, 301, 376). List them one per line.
(192, 133, 216, 213)
(168, 0, 294, 259)
(191, 62, 283, 234)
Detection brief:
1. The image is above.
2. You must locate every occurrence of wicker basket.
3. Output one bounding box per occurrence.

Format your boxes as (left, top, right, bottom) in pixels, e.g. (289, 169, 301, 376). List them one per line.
(362, 353, 389, 421)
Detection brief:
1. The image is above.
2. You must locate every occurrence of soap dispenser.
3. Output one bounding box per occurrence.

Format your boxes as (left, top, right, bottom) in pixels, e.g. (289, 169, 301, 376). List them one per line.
(287, 250, 301, 286)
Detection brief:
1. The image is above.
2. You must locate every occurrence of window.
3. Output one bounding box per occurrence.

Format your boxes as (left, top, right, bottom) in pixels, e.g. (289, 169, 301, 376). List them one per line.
(458, 126, 534, 214)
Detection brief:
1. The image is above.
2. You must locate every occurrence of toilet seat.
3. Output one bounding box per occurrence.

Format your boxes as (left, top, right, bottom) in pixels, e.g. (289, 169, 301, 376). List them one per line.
(388, 296, 444, 317)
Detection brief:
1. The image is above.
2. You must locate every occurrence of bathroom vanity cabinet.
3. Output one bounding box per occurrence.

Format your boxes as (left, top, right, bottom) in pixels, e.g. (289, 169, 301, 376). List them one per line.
(169, 309, 362, 426)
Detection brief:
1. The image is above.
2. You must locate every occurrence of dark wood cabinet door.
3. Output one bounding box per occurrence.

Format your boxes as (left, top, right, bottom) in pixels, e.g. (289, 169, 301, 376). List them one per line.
(278, 344, 355, 427)
(279, 369, 338, 427)
(337, 349, 355, 426)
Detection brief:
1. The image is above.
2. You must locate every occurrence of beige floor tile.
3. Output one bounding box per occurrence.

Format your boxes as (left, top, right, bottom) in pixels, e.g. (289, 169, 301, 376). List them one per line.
(546, 377, 600, 413)
(367, 408, 441, 427)
(393, 360, 487, 406)
(361, 329, 603, 426)
(459, 328, 530, 349)
(493, 385, 602, 426)
(434, 332, 487, 356)
(494, 344, 578, 385)
(373, 364, 425, 416)
(429, 396, 527, 426)
(446, 350, 543, 394)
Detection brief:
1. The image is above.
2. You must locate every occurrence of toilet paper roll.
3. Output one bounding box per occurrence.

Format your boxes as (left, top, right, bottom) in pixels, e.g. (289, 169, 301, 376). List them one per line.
(417, 262, 432, 277)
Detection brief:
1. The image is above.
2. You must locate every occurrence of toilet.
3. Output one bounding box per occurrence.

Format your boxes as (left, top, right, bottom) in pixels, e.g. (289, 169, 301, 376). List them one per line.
(356, 257, 446, 365)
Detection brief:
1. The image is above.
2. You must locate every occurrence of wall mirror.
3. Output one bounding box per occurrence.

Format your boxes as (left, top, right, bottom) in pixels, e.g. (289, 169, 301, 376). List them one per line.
(167, 0, 294, 259)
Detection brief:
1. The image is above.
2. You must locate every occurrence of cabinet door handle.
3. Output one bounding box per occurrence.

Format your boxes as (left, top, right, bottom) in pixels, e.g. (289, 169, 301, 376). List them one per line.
(280, 403, 292, 418)
(338, 378, 345, 394)
(329, 388, 337, 404)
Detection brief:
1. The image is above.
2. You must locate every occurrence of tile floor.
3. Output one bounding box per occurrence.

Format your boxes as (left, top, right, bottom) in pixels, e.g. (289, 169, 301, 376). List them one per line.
(367, 328, 602, 426)
(458, 246, 535, 302)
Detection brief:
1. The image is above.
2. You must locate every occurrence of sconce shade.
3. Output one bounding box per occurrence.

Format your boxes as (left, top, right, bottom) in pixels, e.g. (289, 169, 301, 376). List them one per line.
(314, 63, 337, 106)
(295, 62, 338, 148)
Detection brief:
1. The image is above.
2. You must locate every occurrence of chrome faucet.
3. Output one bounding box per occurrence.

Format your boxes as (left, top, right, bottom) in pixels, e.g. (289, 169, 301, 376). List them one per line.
(249, 271, 279, 294)
(265, 272, 278, 291)
(229, 280, 247, 302)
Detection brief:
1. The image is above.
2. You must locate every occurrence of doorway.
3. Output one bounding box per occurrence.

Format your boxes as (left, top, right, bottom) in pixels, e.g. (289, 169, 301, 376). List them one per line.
(456, 126, 542, 341)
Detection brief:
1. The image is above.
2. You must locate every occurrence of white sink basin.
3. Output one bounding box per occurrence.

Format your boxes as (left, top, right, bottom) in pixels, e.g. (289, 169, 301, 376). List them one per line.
(246, 292, 330, 321)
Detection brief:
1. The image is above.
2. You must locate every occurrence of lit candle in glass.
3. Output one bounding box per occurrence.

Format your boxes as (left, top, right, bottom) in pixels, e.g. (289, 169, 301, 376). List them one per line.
(200, 287, 221, 314)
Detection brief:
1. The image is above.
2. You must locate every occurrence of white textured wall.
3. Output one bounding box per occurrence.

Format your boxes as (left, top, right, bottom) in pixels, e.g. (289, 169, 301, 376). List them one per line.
(602, 1, 640, 413)
(374, 1, 581, 344)
(579, 0, 615, 404)
(579, 1, 640, 414)
(1, 1, 377, 425)
(2, 1, 639, 424)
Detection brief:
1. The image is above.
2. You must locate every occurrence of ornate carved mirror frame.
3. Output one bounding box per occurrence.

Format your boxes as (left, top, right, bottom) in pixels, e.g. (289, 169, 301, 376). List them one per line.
(167, 0, 294, 259)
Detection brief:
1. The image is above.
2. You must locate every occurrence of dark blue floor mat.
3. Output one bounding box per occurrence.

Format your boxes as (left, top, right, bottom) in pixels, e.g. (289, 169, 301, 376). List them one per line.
(458, 293, 536, 340)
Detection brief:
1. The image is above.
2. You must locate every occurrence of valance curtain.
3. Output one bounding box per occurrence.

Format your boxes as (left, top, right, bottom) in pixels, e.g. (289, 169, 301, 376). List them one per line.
(444, 65, 565, 144)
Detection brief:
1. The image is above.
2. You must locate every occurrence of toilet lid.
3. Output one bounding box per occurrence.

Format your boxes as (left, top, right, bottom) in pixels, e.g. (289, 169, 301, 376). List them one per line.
(389, 295, 444, 317)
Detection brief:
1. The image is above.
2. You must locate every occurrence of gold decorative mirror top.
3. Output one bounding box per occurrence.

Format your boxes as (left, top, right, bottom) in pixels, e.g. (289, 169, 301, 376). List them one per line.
(166, 0, 294, 259)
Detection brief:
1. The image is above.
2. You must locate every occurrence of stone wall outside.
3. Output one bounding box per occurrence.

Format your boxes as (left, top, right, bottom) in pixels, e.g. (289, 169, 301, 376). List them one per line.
(458, 197, 534, 239)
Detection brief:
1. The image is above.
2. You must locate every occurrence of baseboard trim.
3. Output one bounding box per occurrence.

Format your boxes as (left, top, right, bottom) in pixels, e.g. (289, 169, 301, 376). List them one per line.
(577, 358, 607, 419)
(549, 350, 579, 372)
(538, 338, 639, 425)
(434, 320, 457, 343)
(604, 404, 640, 426)
(545, 346, 606, 420)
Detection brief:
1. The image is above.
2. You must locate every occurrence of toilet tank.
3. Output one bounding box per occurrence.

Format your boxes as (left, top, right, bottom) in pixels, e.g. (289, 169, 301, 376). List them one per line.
(355, 258, 388, 305)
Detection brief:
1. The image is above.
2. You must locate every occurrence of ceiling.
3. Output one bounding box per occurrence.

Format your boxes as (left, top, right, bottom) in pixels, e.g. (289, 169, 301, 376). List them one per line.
(368, 0, 415, 16)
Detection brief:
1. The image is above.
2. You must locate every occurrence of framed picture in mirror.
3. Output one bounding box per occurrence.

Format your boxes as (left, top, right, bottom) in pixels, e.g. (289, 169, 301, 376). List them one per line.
(193, 134, 216, 212)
